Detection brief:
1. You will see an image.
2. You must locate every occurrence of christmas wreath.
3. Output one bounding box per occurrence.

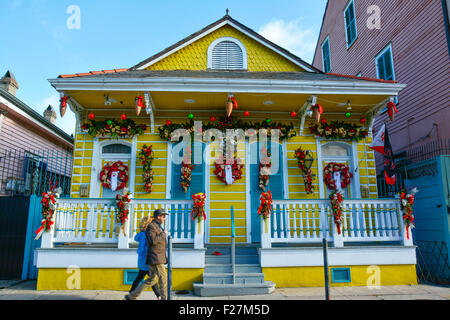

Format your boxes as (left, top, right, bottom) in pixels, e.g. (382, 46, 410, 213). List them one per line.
(323, 163, 352, 191)
(214, 156, 244, 185)
(294, 147, 315, 194)
(139, 145, 154, 193)
(100, 161, 129, 191)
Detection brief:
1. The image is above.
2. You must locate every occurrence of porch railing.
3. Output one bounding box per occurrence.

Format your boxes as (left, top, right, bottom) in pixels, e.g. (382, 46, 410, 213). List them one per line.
(261, 199, 413, 248)
(41, 198, 204, 249)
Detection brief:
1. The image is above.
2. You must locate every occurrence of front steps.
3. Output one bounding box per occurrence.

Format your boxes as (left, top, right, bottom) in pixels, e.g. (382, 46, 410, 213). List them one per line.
(193, 246, 276, 297)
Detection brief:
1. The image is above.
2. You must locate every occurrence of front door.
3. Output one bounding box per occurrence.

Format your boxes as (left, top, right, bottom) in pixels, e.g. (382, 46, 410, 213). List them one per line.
(250, 141, 284, 243)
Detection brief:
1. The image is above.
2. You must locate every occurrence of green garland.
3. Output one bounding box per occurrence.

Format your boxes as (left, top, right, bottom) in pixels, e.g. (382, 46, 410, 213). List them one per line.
(158, 116, 296, 142)
(310, 121, 368, 142)
(81, 119, 147, 139)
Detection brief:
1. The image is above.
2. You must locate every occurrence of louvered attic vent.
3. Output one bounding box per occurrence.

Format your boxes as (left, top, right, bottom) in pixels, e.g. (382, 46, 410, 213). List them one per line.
(211, 40, 244, 70)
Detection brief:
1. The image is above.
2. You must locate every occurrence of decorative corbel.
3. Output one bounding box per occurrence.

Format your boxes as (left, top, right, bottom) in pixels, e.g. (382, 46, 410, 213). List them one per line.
(144, 92, 155, 133)
(299, 95, 317, 135)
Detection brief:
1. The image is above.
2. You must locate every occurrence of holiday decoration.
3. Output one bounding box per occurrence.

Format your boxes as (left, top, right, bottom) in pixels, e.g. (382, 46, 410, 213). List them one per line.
(257, 191, 273, 220)
(290, 111, 297, 118)
(135, 96, 144, 116)
(214, 155, 244, 185)
(158, 116, 296, 142)
(294, 147, 315, 194)
(115, 188, 132, 235)
(120, 114, 127, 121)
(100, 161, 129, 191)
(181, 147, 195, 193)
(243, 111, 250, 117)
(35, 182, 62, 240)
(321, 118, 327, 124)
(360, 118, 367, 124)
(399, 187, 418, 240)
(88, 113, 95, 120)
(310, 121, 369, 142)
(81, 118, 146, 139)
(191, 193, 207, 221)
(188, 113, 194, 119)
(166, 120, 172, 126)
(210, 116, 216, 122)
(60, 96, 68, 118)
(387, 101, 398, 122)
(345, 112, 352, 118)
(323, 163, 353, 192)
(265, 118, 272, 124)
(226, 95, 238, 117)
(330, 191, 345, 235)
(259, 149, 272, 191)
(139, 145, 154, 193)
(312, 104, 323, 123)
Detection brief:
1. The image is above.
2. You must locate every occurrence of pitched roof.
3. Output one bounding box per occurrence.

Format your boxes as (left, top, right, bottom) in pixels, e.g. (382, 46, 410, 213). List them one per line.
(59, 68, 128, 79)
(131, 14, 321, 73)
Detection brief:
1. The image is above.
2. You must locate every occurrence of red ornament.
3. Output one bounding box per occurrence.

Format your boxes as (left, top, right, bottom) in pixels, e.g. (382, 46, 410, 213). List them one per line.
(210, 116, 216, 122)
(290, 111, 297, 118)
(166, 120, 172, 126)
(360, 118, 367, 124)
(387, 101, 398, 122)
(120, 114, 127, 121)
(244, 111, 250, 117)
(321, 118, 327, 124)
(88, 113, 95, 120)
(60, 96, 68, 118)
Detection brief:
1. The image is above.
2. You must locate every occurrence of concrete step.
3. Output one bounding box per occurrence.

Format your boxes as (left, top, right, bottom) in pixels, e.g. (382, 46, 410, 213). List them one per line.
(204, 264, 262, 274)
(203, 272, 265, 285)
(193, 281, 276, 297)
(205, 254, 259, 265)
(206, 247, 258, 256)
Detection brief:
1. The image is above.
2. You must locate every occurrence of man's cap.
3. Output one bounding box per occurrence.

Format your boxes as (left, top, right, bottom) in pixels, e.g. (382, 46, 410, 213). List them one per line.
(153, 208, 168, 218)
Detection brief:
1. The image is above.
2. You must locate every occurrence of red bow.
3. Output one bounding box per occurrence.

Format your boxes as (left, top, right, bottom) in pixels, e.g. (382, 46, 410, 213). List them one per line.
(387, 101, 398, 120)
(258, 191, 273, 219)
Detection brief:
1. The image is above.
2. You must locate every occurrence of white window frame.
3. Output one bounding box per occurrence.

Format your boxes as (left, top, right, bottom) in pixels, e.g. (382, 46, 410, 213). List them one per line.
(207, 36, 248, 70)
(321, 36, 332, 73)
(344, 0, 358, 48)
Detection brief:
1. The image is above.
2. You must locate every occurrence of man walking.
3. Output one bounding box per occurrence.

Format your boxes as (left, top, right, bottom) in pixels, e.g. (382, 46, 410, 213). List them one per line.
(125, 209, 169, 300)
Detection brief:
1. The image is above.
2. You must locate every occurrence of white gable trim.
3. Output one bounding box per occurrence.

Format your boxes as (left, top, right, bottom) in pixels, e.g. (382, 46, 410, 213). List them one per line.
(135, 20, 315, 72)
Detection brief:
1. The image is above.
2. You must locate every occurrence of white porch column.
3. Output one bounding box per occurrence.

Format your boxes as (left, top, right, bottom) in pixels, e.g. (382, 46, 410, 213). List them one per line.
(194, 218, 205, 249)
(118, 218, 130, 249)
(332, 223, 344, 247)
(260, 216, 272, 248)
(402, 225, 414, 246)
(41, 226, 54, 248)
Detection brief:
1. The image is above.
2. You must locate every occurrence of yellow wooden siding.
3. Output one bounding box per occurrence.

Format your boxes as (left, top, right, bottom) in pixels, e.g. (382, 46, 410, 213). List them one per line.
(146, 25, 304, 72)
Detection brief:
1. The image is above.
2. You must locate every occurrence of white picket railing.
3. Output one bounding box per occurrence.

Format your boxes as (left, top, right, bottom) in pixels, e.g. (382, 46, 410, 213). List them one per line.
(49, 198, 196, 247)
(263, 199, 409, 247)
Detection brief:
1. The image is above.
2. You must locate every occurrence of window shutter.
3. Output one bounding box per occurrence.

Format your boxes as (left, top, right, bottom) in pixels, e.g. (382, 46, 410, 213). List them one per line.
(211, 41, 244, 70)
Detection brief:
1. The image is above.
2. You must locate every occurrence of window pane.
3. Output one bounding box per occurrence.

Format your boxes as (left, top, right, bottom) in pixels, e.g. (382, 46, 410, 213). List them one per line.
(384, 51, 394, 80)
(377, 56, 386, 79)
(102, 144, 131, 154)
(322, 144, 349, 157)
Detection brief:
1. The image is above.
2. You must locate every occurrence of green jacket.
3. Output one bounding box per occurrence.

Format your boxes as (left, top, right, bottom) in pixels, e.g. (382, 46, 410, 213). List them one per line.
(145, 220, 167, 265)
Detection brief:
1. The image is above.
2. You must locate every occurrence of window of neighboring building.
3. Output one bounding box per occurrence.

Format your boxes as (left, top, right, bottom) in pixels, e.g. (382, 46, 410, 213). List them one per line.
(344, 0, 358, 47)
(207, 37, 247, 70)
(321, 37, 332, 73)
(376, 44, 395, 81)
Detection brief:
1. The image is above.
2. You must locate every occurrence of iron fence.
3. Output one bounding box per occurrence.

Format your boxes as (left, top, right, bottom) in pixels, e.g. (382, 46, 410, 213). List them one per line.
(415, 240, 450, 285)
(407, 138, 450, 164)
(0, 148, 73, 197)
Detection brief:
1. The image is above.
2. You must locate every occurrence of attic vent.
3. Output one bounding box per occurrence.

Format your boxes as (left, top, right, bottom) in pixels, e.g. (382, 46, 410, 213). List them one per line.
(208, 37, 247, 70)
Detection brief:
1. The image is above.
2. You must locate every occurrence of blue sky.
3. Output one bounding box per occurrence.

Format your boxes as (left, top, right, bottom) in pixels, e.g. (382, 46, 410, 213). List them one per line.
(0, 0, 327, 135)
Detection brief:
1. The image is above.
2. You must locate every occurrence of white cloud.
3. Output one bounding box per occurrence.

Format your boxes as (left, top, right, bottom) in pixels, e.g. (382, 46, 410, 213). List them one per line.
(258, 18, 317, 63)
(38, 94, 76, 136)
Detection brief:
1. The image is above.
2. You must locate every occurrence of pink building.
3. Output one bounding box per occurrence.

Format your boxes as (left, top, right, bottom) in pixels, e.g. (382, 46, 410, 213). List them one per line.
(0, 71, 74, 195)
(312, 0, 450, 171)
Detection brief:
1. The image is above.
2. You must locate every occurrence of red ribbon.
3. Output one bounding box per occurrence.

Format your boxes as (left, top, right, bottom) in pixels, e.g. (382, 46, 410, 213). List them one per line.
(191, 193, 207, 221)
(387, 101, 398, 118)
(60, 96, 68, 108)
(229, 97, 238, 109)
(135, 96, 144, 107)
(258, 191, 273, 219)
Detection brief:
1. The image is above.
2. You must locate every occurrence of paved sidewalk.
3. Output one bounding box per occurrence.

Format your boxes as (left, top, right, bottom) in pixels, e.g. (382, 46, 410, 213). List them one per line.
(0, 280, 449, 300)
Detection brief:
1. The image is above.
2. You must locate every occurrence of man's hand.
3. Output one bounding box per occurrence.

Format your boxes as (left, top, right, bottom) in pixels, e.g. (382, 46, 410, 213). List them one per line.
(164, 230, 169, 236)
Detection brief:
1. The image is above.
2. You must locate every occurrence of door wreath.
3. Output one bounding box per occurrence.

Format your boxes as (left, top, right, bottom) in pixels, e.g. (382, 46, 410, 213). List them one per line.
(214, 155, 244, 185)
(323, 162, 352, 191)
(100, 161, 129, 191)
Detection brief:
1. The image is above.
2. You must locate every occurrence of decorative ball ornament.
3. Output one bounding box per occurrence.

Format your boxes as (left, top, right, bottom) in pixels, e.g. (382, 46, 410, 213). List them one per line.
(120, 114, 127, 121)
(290, 111, 297, 118)
(321, 119, 327, 124)
(266, 118, 272, 124)
(360, 118, 367, 124)
(165, 120, 172, 126)
(188, 113, 194, 119)
(243, 111, 250, 117)
(210, 116, 216, 122)
(88, 113, 95, 120)
(107, 120, 112, 125)
(345, 112, 352, 118)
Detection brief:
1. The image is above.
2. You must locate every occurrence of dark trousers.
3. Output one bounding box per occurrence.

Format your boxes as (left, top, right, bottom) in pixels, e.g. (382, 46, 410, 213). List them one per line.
(129, 270, 161, 298)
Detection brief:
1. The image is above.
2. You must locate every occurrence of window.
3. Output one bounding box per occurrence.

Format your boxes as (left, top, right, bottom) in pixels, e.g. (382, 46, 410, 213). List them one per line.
(376, 44, 395, 81)
(207, 37, 247, 70)
(344, 0, 358, 47)
(321, 37, 332, 73)
(102, 144, 131, 154)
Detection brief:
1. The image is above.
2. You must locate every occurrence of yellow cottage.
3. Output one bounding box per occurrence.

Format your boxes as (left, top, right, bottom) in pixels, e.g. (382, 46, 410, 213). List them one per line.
(38, 14, 417, 295)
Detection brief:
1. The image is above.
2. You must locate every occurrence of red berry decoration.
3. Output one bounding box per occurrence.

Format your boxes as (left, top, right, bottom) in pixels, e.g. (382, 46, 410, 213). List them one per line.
(210, 116, 216, 122)
(88, 113, 95, 120)
(290, 111, 297, 118)
(120, 114, 127, 121)
(166, 120, 172, 126)
(244, 111, 250, 117)
(360, 118, 367, 124)
(321, 119, 327, 124)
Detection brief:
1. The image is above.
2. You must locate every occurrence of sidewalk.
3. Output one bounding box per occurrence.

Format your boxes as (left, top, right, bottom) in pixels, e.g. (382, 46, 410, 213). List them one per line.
(0, 280, 449, 300)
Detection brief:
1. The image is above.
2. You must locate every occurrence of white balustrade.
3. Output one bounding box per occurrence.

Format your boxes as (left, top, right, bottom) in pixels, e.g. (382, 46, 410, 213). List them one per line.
(263, 199, 405, 248)
(45, 198, 197, 248)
